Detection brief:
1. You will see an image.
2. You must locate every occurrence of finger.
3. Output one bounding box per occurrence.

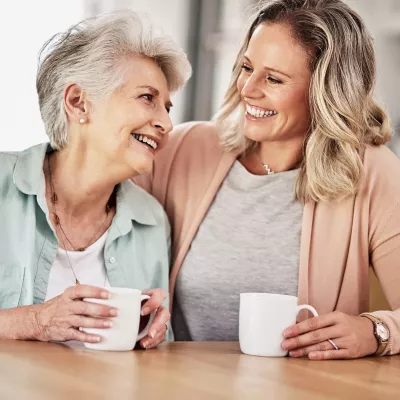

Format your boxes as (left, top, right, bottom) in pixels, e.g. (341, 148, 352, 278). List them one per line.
(68, 315, 113, 329)
(65, 285, 111, 301)
(141, 288, 167, 316)
(68, 328, 102, 343)
(72, 300, 119, 318)
(282, 326, 342, 351)
(308, 349, 349, 360)
(289, 339, 343, 358)
(283, 312, 342, 338)
(140, 330, 166, 350)
(146, 306, 170, 339)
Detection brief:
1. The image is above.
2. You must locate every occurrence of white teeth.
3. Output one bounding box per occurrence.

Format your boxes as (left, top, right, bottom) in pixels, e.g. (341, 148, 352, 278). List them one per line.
(245, 104, 277, 118)
(131, 133, 158, 150)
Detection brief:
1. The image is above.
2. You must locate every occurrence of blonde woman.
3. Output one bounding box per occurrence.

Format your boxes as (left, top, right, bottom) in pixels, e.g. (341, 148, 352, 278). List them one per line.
(0, 11, 191, 348)
(135, 0, 400, 359)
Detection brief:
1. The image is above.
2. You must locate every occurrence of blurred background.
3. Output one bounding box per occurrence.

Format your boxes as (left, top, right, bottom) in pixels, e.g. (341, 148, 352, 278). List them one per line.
(0, 0, 399, 154)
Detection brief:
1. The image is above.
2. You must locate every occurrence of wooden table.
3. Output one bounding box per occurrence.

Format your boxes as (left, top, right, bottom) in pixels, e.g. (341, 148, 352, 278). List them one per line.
(0, 341, 399, 399)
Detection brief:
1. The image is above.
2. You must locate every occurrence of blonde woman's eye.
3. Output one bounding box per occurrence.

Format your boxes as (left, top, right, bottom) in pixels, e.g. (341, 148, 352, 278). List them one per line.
(241, 64, 252, 73)
(267, 76, 282, 85)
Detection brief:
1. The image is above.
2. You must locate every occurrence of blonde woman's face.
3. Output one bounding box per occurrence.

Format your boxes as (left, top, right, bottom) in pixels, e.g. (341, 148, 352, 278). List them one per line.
(237, 23, 312, 144)
(88, 56, 173, 177)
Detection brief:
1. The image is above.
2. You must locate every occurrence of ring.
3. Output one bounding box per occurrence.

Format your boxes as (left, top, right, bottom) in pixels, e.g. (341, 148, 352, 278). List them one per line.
(328, 339, 339, 350)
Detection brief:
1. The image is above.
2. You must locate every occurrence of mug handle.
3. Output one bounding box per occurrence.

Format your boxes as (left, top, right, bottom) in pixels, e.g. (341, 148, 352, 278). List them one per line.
(136, 294, 157, 341)
(296, 304, 318, 318)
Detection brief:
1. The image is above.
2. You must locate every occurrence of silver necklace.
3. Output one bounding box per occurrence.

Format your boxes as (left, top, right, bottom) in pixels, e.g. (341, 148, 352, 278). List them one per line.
(255, 152, 275, 175)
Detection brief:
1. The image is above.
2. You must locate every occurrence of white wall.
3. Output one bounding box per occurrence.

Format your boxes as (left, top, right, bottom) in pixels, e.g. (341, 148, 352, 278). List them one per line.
(0, 1, 84, 151)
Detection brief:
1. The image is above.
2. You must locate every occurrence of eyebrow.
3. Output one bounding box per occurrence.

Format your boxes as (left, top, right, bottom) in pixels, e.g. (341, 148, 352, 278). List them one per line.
(243, 56, 292, 79)
(136, 85, 173, 109)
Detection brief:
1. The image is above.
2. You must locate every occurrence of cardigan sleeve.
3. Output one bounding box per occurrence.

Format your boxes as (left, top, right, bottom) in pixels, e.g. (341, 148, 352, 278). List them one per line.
(369, 196, 400, 355)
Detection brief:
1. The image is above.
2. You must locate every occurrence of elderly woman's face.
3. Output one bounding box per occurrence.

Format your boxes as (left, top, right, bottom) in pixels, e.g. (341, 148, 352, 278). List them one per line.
(237, 22, 312, 144)
(88, 56, 173, 176)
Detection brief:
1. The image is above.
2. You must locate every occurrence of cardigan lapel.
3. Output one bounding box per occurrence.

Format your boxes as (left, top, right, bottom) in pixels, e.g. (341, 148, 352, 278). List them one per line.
(298, 197, 356, 320)
(297, 201, 315, 320)
(169, 151, 236, 308)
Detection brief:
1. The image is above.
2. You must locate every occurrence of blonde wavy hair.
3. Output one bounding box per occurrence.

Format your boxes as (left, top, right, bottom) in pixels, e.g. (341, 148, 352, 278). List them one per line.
(214, 0, 392, 204)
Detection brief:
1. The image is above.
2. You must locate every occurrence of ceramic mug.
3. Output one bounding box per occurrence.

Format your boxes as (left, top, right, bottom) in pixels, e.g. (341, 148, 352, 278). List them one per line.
(82, 287, 155, 351)
(239, 293, 318, 357)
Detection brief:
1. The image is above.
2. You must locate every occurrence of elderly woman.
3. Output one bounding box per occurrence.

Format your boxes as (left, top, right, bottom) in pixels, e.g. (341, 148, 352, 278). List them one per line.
(135, 0, 400, 359)
(0, 11, 191, 349)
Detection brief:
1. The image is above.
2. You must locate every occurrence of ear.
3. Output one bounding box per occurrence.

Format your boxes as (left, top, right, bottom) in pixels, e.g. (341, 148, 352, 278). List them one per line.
(63, 83, 89, 123)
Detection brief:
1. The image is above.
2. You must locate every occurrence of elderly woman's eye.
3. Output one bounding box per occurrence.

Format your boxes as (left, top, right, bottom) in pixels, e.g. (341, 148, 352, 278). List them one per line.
(141, 94, 153, 102)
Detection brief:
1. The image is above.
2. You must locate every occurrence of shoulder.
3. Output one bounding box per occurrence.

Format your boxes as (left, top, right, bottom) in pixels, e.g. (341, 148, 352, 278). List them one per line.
(158, 121, 223, 164)
(363, 145, 400, 197)
(0, 151, 19, 191)
(0, 151, 19, 172)
(362, 145, 400, 243)
(152, 121, 225, 181)
(121, 179, 169, 228)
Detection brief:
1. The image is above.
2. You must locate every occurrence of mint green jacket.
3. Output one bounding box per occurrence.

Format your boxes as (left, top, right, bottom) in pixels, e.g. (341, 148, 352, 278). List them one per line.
(0, 144, 171, 329)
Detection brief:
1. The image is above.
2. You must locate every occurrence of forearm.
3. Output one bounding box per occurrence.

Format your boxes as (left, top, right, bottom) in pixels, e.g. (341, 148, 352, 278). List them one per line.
(0, 305, 40, 340)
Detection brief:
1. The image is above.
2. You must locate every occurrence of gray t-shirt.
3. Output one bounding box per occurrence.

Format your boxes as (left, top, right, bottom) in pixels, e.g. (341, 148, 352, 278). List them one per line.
(172, 160, 303, 341)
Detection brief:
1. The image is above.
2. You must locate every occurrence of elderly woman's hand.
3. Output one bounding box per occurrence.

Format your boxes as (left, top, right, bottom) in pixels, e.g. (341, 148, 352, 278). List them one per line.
(34, 285, 117, 343)
(281, 311, 379, 360)
(139, 288, 170, 349)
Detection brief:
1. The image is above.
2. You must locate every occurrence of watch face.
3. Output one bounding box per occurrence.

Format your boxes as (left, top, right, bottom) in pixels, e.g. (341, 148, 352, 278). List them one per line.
(377, 324, 389, 341)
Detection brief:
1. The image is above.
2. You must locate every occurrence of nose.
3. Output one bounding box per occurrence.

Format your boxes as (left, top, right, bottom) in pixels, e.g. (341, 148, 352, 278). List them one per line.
(241, 73, 263, 99)
(152, 108, 173, 135)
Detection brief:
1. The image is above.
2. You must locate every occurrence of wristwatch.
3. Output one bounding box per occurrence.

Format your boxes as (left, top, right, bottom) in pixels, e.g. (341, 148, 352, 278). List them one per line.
(360, 314, 390, 355)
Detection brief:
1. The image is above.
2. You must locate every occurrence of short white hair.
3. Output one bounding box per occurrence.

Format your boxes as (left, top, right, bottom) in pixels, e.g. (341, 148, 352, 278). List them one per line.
(36, 10, 192, 150)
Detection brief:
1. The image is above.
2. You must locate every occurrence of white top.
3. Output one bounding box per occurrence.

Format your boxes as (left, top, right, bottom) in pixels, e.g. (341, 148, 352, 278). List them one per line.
(44, 231, 110, 301)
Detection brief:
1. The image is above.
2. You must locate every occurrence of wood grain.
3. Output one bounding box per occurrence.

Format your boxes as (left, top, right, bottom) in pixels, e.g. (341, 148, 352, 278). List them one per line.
(0, 341, 399, 400)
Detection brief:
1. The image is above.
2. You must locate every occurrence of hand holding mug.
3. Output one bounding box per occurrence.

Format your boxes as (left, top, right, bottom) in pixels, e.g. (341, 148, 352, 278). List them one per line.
(139, 288, 170, 349)
(82, 287, 169, 351)
(34, 285, 117, 343)
(281, 311, 379, 360)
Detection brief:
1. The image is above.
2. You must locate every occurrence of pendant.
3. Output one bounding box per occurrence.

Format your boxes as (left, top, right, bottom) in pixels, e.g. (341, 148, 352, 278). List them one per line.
(262, 164, 275, 175)
(76, 279, 80, 285)
(78, 247, 86, 252)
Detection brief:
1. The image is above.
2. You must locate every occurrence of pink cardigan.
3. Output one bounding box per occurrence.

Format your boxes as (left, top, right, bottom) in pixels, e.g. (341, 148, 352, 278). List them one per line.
(134, 121, 400, 355)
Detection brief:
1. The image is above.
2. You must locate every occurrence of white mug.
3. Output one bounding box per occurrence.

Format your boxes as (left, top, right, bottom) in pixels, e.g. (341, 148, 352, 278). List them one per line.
(239, 293, 318, 357)
(82, 287, 155, 351)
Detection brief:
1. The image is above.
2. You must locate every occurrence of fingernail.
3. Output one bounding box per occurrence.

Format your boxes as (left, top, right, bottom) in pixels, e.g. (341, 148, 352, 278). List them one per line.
(281, 341, 289, 350)
(101, 291, 111, 299)
(110, 308, 119, 317)
(283, 328, 291, 338)
(104, 321, 113, 328)
(141, 307, 150, 316)
(94, 336, 101, 342)
(149, 331, 156, 339)
(142, 341, 148, 349)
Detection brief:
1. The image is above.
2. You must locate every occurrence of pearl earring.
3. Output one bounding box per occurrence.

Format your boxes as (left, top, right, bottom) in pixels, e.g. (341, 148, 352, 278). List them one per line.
(79, 118, 85, 124)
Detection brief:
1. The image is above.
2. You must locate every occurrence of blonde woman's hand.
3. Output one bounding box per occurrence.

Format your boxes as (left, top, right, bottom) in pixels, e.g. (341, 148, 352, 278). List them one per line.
(33, 285, 118, 343)
(281, 311, 379, 360)
(139, 288, 170, 349)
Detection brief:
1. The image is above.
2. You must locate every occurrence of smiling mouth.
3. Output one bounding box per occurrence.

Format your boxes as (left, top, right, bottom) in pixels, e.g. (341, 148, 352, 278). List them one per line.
(131, 133, 158, 150)
(245, 104, 278, 118)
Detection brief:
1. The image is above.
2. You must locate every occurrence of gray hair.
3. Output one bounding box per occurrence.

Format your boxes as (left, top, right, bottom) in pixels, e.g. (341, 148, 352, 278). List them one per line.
(36, 10, 192, 150)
